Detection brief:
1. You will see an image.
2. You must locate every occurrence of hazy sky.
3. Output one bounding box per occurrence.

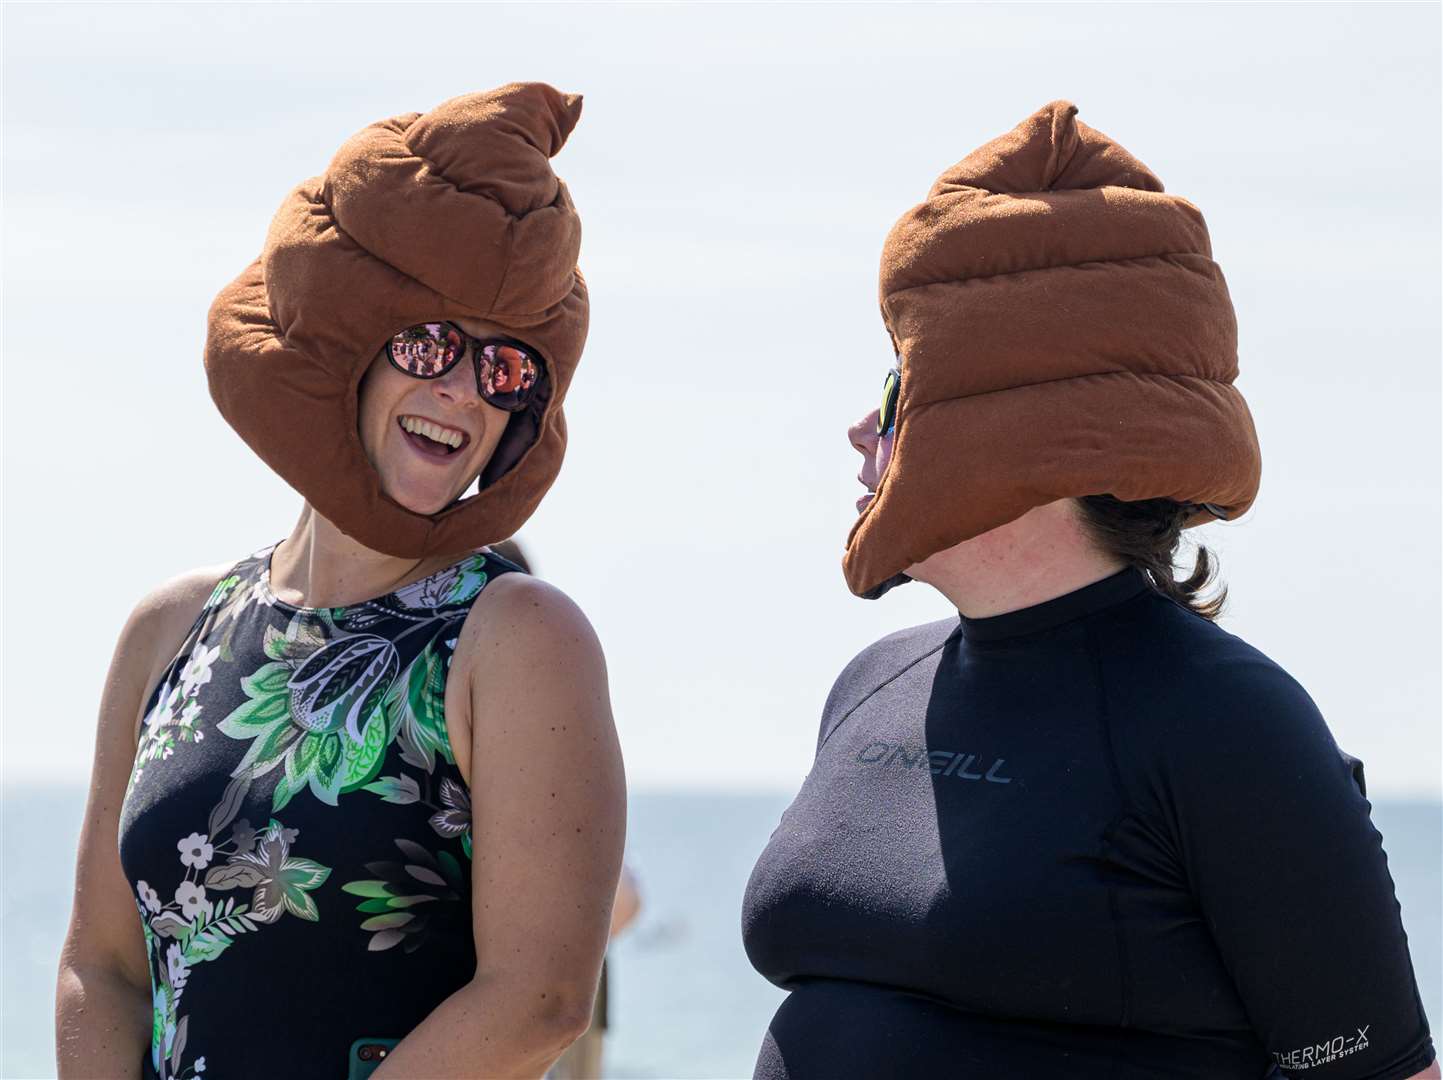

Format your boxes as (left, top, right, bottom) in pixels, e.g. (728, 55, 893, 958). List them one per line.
(4, 3, 1439, 796)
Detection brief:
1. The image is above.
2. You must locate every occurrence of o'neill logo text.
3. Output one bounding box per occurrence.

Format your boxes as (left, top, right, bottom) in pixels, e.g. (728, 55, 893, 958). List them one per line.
(856, 742, 1014, 784)
(1273, 1027, 1371, 1070)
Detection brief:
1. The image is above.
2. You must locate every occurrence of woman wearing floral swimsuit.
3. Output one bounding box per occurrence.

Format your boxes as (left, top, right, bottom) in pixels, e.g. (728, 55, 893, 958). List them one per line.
(55, 83, 624, 1080)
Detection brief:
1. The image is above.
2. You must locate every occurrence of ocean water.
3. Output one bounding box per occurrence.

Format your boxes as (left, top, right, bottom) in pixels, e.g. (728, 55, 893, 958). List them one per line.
(4, 789, 1438, 1079)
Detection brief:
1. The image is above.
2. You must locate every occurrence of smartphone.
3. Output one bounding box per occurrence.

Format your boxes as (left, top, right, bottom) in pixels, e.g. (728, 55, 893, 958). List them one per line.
(347, 1037, 401, 1080)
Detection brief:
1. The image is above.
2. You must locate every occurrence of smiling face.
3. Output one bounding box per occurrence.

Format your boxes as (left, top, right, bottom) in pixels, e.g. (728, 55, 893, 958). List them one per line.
(848, 405, 896, 515)
(357, 316, 517, 515)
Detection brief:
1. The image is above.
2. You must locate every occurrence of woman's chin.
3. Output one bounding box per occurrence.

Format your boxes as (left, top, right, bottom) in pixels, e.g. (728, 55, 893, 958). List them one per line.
(379, 472, 470, 516)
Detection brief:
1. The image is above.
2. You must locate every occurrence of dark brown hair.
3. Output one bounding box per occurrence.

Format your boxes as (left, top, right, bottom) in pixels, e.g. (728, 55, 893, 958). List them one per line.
(488, 537, 533, 575)
(1073, 495, 1228, 621)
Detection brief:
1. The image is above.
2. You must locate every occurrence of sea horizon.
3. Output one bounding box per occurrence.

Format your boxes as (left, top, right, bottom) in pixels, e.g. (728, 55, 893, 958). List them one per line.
(6, 786, 1439, 1079)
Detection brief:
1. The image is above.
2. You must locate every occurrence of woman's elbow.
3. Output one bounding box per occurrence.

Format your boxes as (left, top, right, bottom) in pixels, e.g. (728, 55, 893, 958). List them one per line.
(537, 983, 596, 1050)
(464, 975, 596, 1064)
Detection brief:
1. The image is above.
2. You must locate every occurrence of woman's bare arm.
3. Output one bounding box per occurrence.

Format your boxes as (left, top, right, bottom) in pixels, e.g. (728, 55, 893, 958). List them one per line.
(55, 566, 228, 1078)
(372, 575, 625, 1079)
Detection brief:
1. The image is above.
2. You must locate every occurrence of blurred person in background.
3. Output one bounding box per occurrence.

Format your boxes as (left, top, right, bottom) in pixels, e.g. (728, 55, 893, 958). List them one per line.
(549, 865, 643, 1080)
(55, 84, 625, 1080)
(742, 102, 1437, 1080)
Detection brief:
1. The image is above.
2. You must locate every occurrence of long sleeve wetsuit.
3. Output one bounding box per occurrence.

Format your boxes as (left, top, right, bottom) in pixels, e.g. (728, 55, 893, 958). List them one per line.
(742, 567, 1435, 1079)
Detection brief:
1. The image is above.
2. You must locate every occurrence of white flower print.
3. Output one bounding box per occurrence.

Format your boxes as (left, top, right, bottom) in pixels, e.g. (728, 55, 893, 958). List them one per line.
(180, 699, 203, 729)
(137, 880, 162, 914)
(395, 567, 459, 610)
(174, 880, 212, 921)
(193, 729, 205, 742)
(178, 833, 214, 870)
(165, 942, 190, 993)
(179, 643, 221, 697)
(194, 1057, 207, 1074)
(245, 576, 276, 610)
(148, 684, 183, 730)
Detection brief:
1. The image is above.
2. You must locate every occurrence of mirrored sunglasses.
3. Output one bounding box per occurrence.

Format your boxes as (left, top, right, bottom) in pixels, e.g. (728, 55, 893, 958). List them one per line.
(386, 322, 544, 413)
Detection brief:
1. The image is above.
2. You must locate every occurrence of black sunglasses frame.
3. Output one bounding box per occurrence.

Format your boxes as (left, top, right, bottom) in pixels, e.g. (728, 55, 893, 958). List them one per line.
(385, 321, 546, 413)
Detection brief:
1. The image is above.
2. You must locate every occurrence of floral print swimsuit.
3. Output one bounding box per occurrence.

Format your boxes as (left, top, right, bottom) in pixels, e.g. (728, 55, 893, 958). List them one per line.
(117, 541, 519, 1079)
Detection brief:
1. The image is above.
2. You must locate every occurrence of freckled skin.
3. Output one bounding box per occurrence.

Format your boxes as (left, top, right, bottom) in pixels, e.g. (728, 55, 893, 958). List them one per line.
(375, 523, 622, 1079)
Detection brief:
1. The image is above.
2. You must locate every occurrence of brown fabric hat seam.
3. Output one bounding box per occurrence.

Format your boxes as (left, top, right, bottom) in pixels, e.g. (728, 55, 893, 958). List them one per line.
(253, 228, 315, 358)
(314, 184, 485, 311)
(849, 368, 1247, 566)
(488, 216, 516, 312)
(256, 286, 305, 357)
(898, 369, 1241, 414)
(1042, 102, 1082, 187)
(884, 248, 1211, 298)
(319, 172, 577, 322)
(486, 296, 581, 325)
(404, 140, 546, 224)
(483, 191, 583, 320)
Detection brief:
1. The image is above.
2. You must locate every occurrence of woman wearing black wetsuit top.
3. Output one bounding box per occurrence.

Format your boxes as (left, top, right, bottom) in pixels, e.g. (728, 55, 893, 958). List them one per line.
(741, 102, 1436, 1080)
(742, 551, 1436, 1079)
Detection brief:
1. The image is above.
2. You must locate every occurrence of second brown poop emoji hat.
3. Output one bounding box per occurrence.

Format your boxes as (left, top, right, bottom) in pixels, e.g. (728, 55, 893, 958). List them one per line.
(843, 101, 1262, 598)
(204, 82, 588, 559)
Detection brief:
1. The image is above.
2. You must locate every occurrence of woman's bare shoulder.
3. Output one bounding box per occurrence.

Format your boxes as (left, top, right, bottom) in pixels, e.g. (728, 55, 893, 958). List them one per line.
(449, 571, 608, 722)
(119, 560, 240, 726)
(133, 561, 238, 621)
(441, 570, 609, 787)
(457, 571, 603, 662)
(66, 556, 244, 990)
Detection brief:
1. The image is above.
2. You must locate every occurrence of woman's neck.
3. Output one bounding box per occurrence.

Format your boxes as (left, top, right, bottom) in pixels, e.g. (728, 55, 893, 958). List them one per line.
(267, 504, 463, 610)
(906, 499, 1126, 619)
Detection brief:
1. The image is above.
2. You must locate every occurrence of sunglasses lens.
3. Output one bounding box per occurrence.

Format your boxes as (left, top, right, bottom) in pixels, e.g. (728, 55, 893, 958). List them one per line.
(390, 323, 464, 377)
(478, 344, 541, 410)
(878, 369, 900, 436)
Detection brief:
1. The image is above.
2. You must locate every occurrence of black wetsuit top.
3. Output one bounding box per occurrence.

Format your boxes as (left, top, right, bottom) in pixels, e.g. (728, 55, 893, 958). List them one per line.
(742, 567, 1435, 1080)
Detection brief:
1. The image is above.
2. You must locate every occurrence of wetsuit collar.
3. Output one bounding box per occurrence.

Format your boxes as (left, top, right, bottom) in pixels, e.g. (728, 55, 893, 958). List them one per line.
(957, 565, 1151, 643)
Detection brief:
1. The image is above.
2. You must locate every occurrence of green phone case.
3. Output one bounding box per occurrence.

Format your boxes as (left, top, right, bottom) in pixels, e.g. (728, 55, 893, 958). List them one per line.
(347, 1037, 400, 1080)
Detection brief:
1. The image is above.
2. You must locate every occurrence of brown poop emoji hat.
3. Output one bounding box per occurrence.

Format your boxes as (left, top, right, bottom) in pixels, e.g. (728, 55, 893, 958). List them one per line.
(843, 100, 1261, 598)
(205, 82, 588, 559)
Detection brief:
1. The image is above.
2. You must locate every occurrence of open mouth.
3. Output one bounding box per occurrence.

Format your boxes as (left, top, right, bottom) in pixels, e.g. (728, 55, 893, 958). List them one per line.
(397, 416, 469, 461)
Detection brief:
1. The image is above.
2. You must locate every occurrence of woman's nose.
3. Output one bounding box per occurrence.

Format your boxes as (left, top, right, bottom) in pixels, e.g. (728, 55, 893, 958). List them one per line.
(431, 358, 481, 405)
(849, 410, 880, 456)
